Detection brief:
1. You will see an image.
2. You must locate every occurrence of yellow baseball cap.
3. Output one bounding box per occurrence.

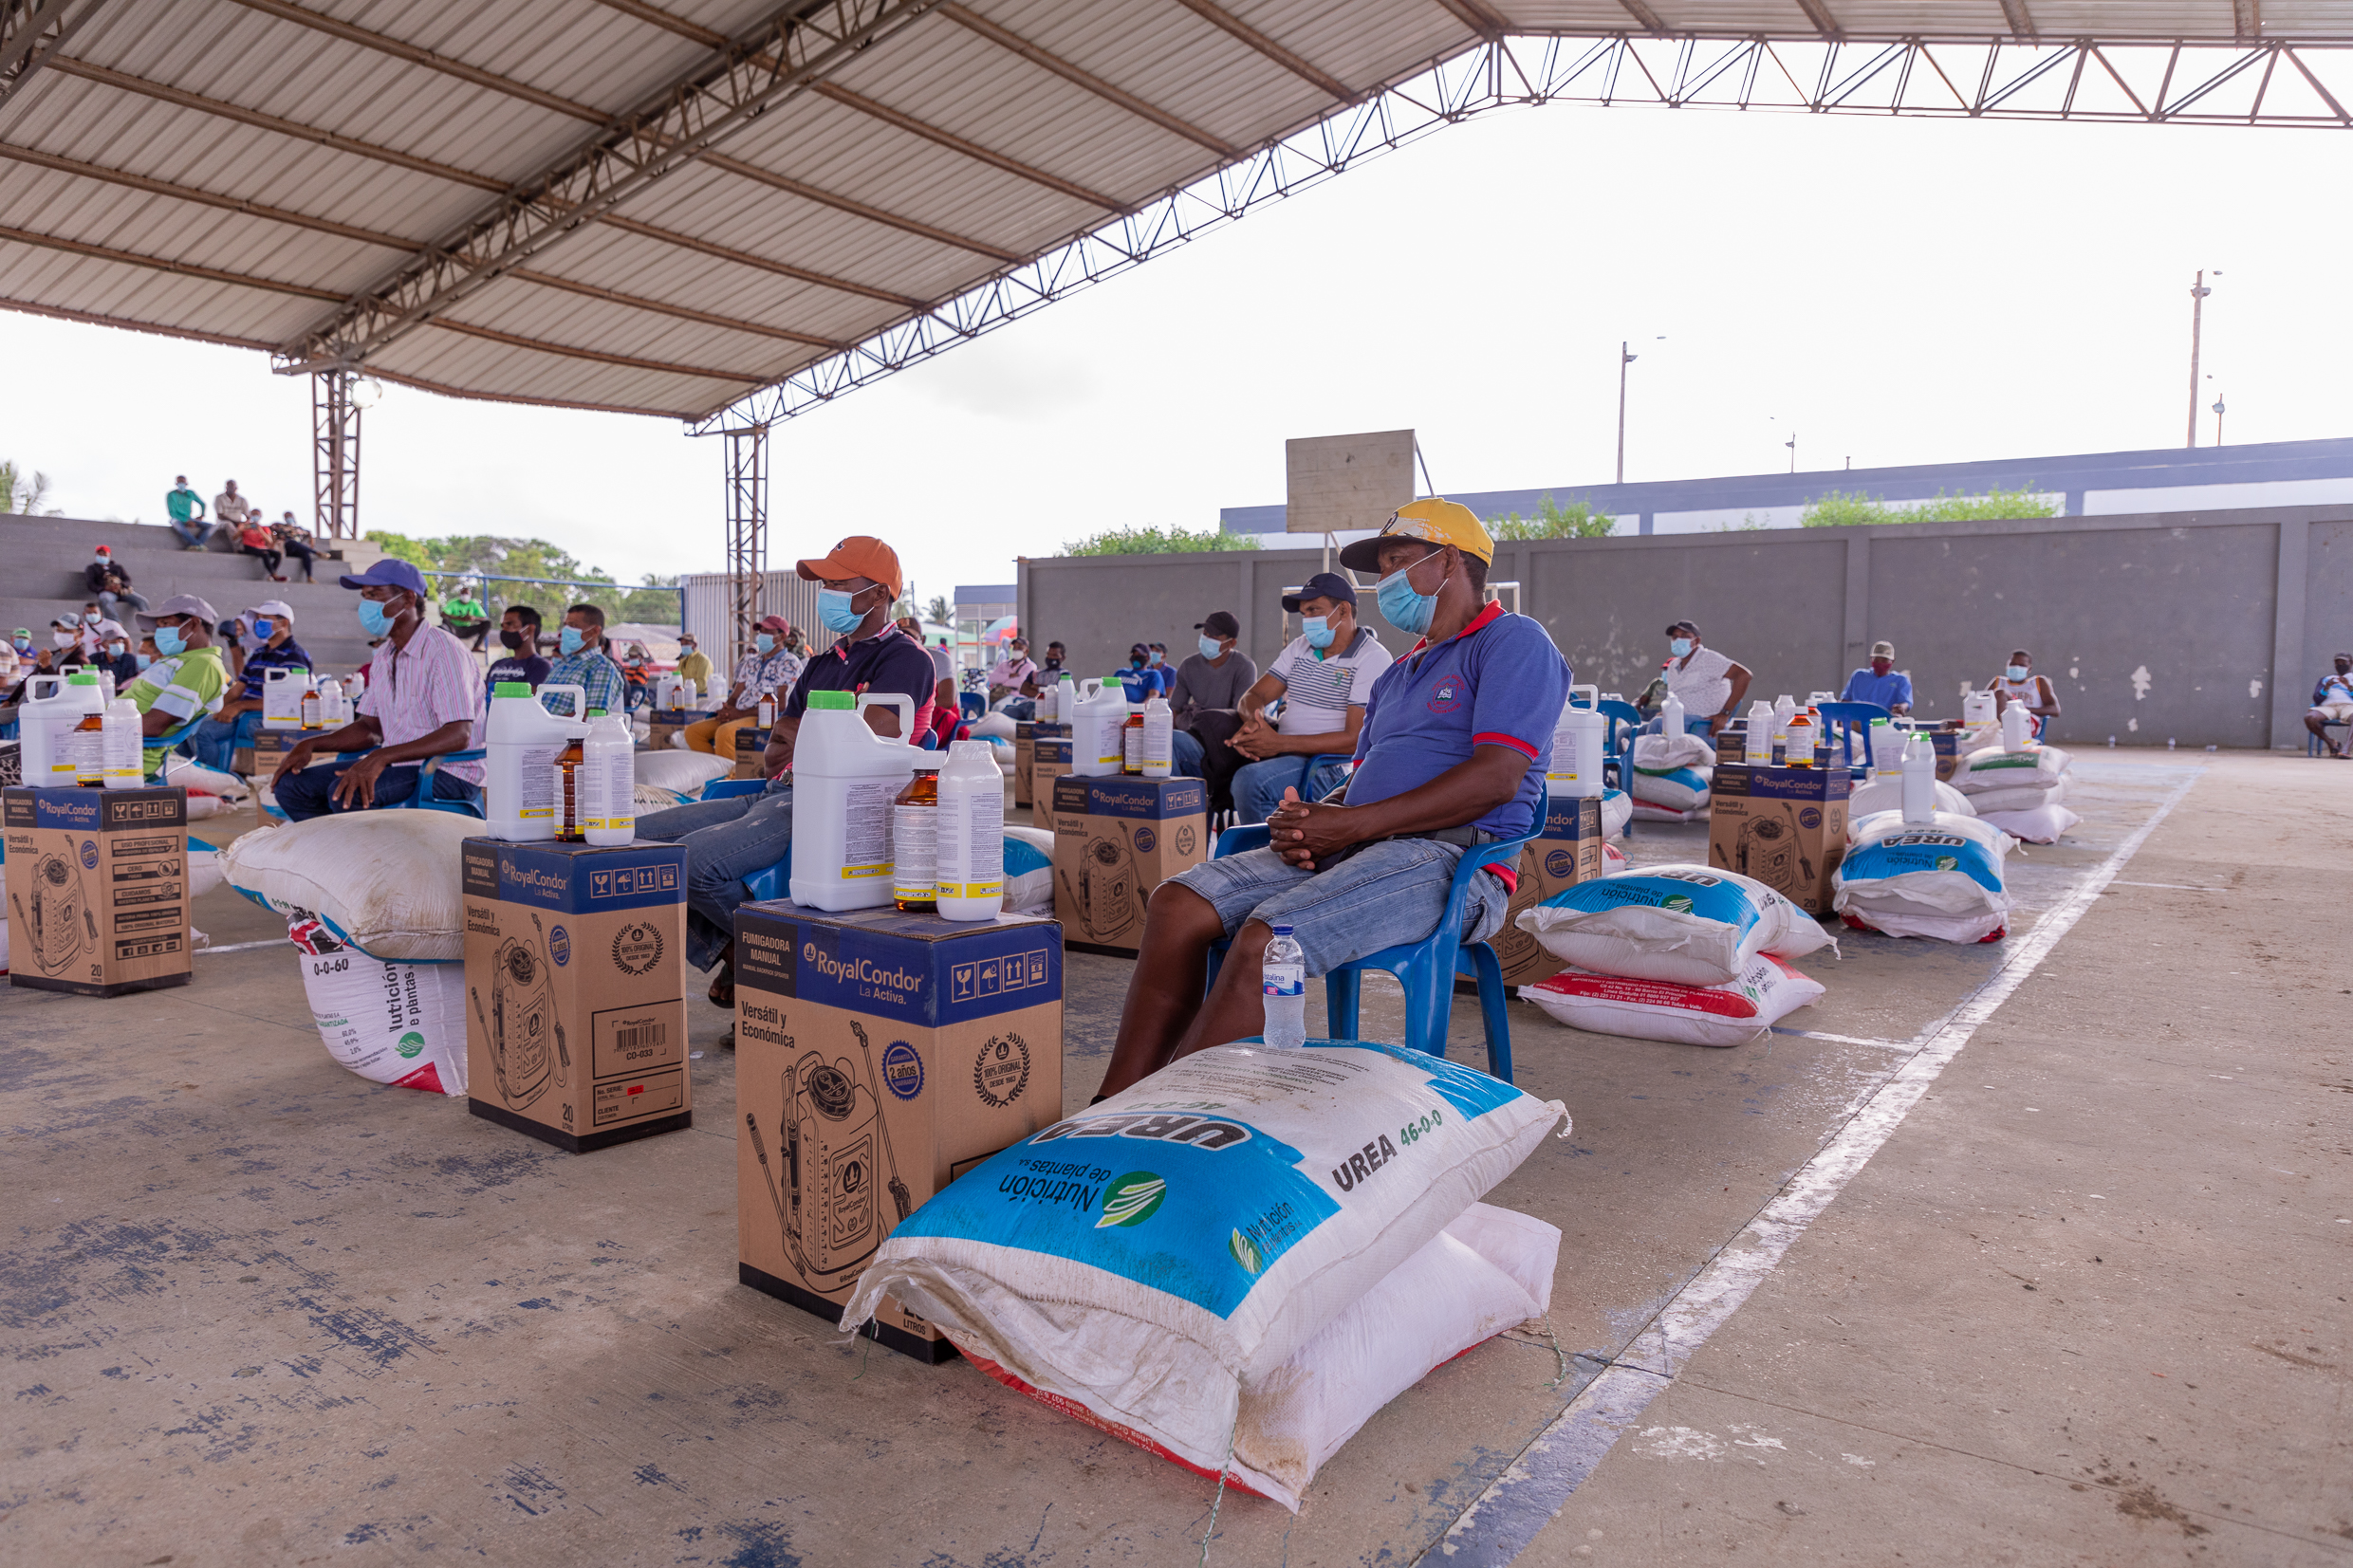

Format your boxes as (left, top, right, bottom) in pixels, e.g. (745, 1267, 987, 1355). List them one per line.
(1338, 497, 1494, 572)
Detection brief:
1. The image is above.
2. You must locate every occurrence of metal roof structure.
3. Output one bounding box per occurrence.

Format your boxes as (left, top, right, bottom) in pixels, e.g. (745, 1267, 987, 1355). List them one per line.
(4, 0, 2351, 437)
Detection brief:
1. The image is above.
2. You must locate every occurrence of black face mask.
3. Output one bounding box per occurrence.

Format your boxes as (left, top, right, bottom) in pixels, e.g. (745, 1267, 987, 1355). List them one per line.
(499, 629, 528, 652)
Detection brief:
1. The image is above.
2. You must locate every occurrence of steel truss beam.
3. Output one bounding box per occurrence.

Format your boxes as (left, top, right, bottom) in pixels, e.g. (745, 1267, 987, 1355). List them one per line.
(312, 368, 361, 540)
(724, 425, 768, 673)
(0, 0, 100, 109)
(696, 28, 2353, 433)
(273, 0, 942, 377)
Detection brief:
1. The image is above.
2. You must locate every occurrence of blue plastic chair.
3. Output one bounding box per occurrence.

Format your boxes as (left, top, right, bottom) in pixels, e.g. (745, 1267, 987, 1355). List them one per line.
(1205, 781, 1549, 1081)
(958, 692, 986, 722)
(1816, 701, 1891, 769)
(1596, 699, 1641, 834)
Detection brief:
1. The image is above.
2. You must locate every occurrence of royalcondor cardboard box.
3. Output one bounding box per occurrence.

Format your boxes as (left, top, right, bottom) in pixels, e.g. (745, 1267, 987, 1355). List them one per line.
(1707, 765, 1851, 916)
(732, 726, 772, 781)
(1050, 773, 1207, 955)
(4, 785, 191, 996)
(1014, 721, 1066, 808)
(1028, 735, 1072, 830)
(1487, 794, 1607, 987)
(732, 902, 1064, 1361)
(461, 837, 692, 1153)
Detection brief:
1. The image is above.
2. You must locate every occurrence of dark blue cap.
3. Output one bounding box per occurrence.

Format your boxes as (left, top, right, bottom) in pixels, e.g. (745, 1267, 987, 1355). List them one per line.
(338, 558, 429, 596)
(1281, 572, 1357, 612)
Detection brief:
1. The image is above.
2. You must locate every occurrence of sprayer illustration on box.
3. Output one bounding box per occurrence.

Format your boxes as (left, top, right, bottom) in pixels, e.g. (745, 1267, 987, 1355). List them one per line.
(1728, 815, 1811, 896)
(1060, 832, 1140, 941)
(469, 911, 571, 1109)
(744, 1020, 911, 1290)
(24, 850, 97, 977)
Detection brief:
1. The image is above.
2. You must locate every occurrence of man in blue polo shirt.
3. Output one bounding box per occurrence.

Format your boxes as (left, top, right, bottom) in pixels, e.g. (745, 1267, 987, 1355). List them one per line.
(636, 535, 936, 1044)
(1838, 639, 1913, 715)
(1098, 500, 1568, 1097)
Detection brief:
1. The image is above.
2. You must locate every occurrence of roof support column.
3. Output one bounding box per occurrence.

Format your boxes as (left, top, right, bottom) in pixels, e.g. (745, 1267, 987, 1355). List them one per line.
(726, 424, 769, 673)
(312, 369, 361, 540)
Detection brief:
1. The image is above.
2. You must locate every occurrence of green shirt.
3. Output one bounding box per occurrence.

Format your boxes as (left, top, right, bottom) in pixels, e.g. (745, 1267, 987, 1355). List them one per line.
(442, 597, 486, 620)
(129, 645, 229, 775)
(166, 486, 205, 523)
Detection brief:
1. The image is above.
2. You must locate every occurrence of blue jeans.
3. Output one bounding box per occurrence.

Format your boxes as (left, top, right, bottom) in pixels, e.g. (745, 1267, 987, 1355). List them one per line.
(1000, 698, 1036, 720)
(1169, 729, 1205, 778)
(274, 756, 482, 821)
(170, 518, 214, 549)
(635, 782, 795, 972)
(98, 588, 150, 621)
(186, 709, 261, 772)
(1169, 839, 1510, 978)
(1233, 755, 1349, 822)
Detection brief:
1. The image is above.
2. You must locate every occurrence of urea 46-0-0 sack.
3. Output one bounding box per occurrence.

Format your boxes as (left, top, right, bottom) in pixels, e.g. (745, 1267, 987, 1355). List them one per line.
(1833, 811, 2014, 943)
(1514, 863, 1834, 987)
(841, 1042, 1566, 1483)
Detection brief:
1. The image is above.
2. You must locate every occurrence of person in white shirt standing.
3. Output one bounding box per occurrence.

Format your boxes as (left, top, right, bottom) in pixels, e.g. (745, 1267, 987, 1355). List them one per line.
(1229, 572, 1392, 822)
(1657, 618, 1751, 736)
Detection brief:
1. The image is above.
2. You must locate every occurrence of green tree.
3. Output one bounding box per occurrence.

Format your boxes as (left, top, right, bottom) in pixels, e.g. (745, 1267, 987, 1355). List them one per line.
(363, 531, 682, 625)
(1800, 487, 2059, 527)
(1061, 525, 1259, 555)
(1486, 493, 1615, 541)
(0, 460, 62, 516)
(924, 594, 952, 626)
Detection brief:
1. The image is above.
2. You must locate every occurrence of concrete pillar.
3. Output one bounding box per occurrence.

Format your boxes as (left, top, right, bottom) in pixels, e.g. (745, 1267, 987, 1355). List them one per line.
(2267, 517, 2309, 748)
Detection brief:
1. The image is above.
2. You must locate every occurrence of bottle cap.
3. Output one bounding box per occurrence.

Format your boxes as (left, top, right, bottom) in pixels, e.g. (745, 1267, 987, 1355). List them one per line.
(68, 671, 97, 684)
(586, 708, 606, 718)
(807, 690, 854, 710)
(494, 680, 530, 696)
(1270, 924, 1294, 936)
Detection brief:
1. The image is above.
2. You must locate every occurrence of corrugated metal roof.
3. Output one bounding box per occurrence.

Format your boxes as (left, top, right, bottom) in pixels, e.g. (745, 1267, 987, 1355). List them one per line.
(2, 0, 2344, 423)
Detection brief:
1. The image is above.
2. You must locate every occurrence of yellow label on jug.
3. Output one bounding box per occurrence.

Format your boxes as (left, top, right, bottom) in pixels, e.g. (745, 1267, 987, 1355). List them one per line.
(841, 862, 890, 879)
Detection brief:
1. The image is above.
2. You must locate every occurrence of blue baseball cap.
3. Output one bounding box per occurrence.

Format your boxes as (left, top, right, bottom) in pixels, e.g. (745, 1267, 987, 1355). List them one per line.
(1281, 571, 1357, 612)
(338, 558, 428, 596)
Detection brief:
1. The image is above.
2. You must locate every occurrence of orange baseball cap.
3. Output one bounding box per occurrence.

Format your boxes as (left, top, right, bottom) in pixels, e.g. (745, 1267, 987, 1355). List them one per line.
(796, 535, 902, 598)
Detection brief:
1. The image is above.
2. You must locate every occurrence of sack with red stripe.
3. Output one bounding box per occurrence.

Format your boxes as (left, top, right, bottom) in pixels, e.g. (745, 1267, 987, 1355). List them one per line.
(1519, 954, 1825, 1047)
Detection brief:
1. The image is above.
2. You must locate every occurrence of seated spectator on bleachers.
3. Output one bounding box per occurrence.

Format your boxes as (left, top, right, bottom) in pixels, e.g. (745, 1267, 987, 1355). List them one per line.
(213, 479, 250, 532)
(85, 546, 151, 621)
(273, 511, 319, 582)
(2306, 652, 2353, 758)
(1839, 639, 1913, 716)
(166, 475, 212, 549)
(540, 602, 627, 719)
(487, 604, 551, 696)
(269, 561, 484, 818)
(127, 597, 232, 779)
(235, 516, 287, 581)
(186, 600, 310, 773)
(57, 612, 101, 660)
(1984, 649, 2060, 740)
(1227, 574, 1389, 822)
(441, 583, 491, 652)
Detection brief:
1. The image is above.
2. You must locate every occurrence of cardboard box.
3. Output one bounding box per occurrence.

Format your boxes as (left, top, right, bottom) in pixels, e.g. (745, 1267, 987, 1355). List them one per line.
(461, 837, 693, 1153)
(732, 902, 1065, 1362)
(251, 729, 356, 781)
(646, 707, 708, 752)
(1050, 774, 1208, 954)
(1486, 795, 1607, 987)
(1015, 722, 1067, 810)
(4, 785, 192, 996)
(1028, 736, 1072, 830)
(732, 725, 771, 780)
(1706, 766, 1851, 915)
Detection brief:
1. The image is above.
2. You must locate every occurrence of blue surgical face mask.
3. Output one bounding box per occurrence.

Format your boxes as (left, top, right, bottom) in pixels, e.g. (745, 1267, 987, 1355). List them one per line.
(1301, 616, 1334, 651)
(1147, 650, 1163, 667)
(1669, 636, 1694, 657)
(755, 633, 775, 655)
(1374, 554, 1448, 637)
(817, 588, 865, 635)
(560, 626, 586, 656)
(1197, 635, 1222, 660)
(2005, 663, 2029, 681)
(251, 618, 274, 640)
(106, 642, 127, 658)
(155, 624, 188, 657)
(83, 612, 100, 624)
(10, 637, 28, 654)
(134, 654, 154, 671)
(357, 598, 393, 638)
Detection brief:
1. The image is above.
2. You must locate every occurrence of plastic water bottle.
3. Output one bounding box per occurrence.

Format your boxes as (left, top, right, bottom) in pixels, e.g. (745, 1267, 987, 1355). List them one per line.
(1262, 925, 1306, 1049)
(1899, 730, 1936, 824)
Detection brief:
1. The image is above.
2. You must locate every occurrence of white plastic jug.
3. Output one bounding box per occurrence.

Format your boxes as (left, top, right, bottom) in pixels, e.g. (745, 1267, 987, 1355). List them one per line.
(789, 690, 918, 912)
(1659, 690, 1686, 737)
(63, 671, 107, 785)
(1869, 718, 1900, 778)
(936, 738, 1005, 922)
(2000, 697, 2033, 752)
(1141, 693, 1174, 779)
(1069, 678, 1126, 778)
(580, 710, 636, 846)
(1961, 689, 1997, 728)
(1770, 693, 1797, 759)
(1900, 730, 1936, 823)
(486, 680, 589, 841)
(102, 696, 142, 789)
(16, 673, 81, 786)
(1743, 699, 1775, 766)
(263, 665, 311, 730)
(1547, 684, 1604, 798)
(317, 677, 351, 729)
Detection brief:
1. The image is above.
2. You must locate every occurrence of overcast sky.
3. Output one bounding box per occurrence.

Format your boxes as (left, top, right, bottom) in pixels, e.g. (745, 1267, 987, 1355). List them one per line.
(5, 99, 2346, 601)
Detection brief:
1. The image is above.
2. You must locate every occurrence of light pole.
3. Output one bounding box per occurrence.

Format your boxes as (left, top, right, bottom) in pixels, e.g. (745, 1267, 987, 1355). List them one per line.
(2186, 268, 2219, 448)
(2212, 396, 2226, 447)
(1785, 432, 1797, 473)
(1615, 337, 1663, 485)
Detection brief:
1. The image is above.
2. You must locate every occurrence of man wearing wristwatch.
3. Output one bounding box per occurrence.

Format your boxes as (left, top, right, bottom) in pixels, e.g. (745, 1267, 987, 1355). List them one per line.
(1659, 618, 1751, 736)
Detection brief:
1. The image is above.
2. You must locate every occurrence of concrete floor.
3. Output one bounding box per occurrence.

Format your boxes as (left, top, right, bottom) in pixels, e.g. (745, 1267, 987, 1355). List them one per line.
(1, 754, 2344, 1565)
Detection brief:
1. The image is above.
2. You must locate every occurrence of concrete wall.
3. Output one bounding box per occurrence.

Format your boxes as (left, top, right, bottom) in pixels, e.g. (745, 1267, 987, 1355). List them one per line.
(1020, 504, 2353, 750)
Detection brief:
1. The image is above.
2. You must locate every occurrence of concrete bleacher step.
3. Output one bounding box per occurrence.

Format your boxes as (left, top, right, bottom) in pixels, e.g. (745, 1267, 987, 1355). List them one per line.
(3, 511, 385, 674)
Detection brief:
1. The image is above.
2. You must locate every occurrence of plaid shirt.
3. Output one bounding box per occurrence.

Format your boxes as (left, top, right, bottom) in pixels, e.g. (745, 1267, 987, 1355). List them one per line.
(360, 623, 487, 784)
(540, 646, 626, 719)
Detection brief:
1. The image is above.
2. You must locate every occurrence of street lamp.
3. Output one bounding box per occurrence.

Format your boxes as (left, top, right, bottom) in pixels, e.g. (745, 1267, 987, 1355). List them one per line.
(2212, 396, 2226, 447)
(1616, 337, 1663, 485)
(2186, 268, 2220, 448)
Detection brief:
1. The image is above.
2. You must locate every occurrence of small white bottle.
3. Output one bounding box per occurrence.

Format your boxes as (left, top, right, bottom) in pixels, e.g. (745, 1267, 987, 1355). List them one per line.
(1141, 693, 1174, 778)
(102, 696, 142, 789)
(1659, 689, 1686, 737)
(2001, 697, 2033, 751)
(581, 710, 636, 845)
(1770, 693, 1797, 762)
(1261, 925, 1306, 1048)
(935, 739, 1004, 921)
(1744, 699, 1775, 766)
(1899, 730, 1936, 824)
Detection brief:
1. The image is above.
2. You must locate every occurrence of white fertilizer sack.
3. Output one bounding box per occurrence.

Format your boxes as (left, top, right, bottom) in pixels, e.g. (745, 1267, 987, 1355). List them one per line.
(1005, 825, 1054, 913)
(220, 810, 476, 960)
(1515, 864, 1836, 987)
(1953, 743, 2071, 795)
(288, 914, 467, 1095)
(1520, 954, 1825, 1048)
(633, 748, 735, 796)
(162, 750, 251, 803)
(971, 710, 1018, 740)
(1845, 775, 1974, 825)
(841, 1042, 1568, 1486)
(1962, 774, 2070, 815)
(955, 1202, 1558, 1511)
(1601, 788, 1633, 839)
(1632, 731, 1714, 771)
(1978, 802, 2082, 844)
(1629, 800, 1707, 823)
(1630, 764, 1711, 813)
(1834, 812, 2014, 944)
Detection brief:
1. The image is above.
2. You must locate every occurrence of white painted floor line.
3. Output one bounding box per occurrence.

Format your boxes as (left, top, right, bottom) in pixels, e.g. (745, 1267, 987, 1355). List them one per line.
(195, 938, 283, 955)
(1769, 1027, 1911, 1050)
(1424, 766, 2204, 1566)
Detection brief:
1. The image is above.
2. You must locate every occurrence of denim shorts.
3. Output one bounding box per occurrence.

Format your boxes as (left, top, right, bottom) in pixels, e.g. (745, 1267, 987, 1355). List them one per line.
(1165, 839, 1510, 978)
